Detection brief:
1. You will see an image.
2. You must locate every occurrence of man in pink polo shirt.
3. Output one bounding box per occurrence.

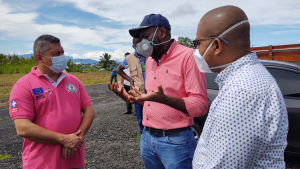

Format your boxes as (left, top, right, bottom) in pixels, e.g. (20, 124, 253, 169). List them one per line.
(9, 34, 95, 169)
(109, 14, 208, 169)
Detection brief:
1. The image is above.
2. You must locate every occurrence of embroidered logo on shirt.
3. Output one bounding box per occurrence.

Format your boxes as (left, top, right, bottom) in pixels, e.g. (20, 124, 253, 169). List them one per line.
(11, 99, 18, 113)
(66, 83, 77, 93)
(45, 88, 53, 94)
(36, 94, 46, 100)
(32, 87, 44, 95)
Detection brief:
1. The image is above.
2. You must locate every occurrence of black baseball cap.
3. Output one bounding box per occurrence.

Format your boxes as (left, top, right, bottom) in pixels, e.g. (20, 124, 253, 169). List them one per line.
(129, 14, 171, 38)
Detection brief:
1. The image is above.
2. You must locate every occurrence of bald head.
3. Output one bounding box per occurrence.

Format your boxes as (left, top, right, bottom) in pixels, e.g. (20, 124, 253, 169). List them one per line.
(198, 6, 250, 51)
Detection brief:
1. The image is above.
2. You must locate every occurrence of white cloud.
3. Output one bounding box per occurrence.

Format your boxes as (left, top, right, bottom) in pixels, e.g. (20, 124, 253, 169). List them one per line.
(1, 0, 300, 60)
(57, 0, 300, 27)
(71, 49, 127, 62)
(5, 50, 33, 55)
(0, 2, 133, 53)
(271, 30, 300, 35)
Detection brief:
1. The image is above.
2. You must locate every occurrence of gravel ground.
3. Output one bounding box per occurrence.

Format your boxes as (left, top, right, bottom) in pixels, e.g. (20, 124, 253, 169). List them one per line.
(0, 84, 299, 169)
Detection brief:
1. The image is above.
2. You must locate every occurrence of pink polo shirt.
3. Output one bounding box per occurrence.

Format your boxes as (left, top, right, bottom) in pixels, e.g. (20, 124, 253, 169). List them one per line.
(9, 67, 91, 169)
(144, 40, 208, 130)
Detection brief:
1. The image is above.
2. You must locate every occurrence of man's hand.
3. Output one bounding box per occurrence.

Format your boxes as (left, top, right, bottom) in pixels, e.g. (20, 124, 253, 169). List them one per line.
(128, 84, 166, 103)
(61, 130, 83, 151)
(63, 146, 74, 158)
(107, 80, 130, 102)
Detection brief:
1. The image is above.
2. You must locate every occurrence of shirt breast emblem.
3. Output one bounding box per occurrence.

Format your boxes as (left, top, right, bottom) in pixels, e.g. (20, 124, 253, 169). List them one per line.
(66, 83, 77, 93)
(45, 88, 53, 94)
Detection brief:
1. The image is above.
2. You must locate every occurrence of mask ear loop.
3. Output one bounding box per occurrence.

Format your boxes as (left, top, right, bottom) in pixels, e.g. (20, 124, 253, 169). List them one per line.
(209, 20, 249, 70)
(150, 26, 172, 46)
(150, 27, 159, 46)
(218, 20, 249, 38)
(202, 41, 214, 59)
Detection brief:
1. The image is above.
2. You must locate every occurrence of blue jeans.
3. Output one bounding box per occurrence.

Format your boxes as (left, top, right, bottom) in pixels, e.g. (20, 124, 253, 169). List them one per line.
(110, 75, 117, 84)
(134, 104, 143, 134)
(140, 127, 196, 169)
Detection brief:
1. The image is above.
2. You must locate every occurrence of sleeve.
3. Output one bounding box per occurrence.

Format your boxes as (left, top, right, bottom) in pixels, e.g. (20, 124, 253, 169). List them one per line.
(120, 58, 128, 69)
(182, 51, 208, 118)
(77, 79, 92, 109)
(9, 82, 35, 120)
(255, 82, 288, 168)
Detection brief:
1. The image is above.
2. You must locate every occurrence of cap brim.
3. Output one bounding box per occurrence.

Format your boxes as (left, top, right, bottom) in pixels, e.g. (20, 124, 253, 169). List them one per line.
(129, 26, 149, 38)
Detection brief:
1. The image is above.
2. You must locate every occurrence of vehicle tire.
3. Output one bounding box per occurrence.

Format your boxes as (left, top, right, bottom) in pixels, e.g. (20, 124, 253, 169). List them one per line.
(192, 122, 203, 142)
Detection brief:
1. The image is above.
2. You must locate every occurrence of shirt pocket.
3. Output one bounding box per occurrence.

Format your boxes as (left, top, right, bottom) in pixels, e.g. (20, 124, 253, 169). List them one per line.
(130, 65, 138, 76)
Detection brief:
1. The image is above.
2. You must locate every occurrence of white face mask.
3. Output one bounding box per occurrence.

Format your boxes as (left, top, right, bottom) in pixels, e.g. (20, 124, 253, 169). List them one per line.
(42, 54, 67, 73)
(193, 20, 249, 73)
(136, 26, 171, 57)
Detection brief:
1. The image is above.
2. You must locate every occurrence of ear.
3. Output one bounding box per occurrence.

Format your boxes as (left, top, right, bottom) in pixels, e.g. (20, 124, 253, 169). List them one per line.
(159, 27, 167, 39)
(214, 38, 222, 55)
(35, 53, 42, 62)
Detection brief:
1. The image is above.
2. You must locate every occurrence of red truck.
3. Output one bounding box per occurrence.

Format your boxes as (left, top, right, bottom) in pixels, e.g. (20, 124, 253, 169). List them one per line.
(251, 43, 300, 66)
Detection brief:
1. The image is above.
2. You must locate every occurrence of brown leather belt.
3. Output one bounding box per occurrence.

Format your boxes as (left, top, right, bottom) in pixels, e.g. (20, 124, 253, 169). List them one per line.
(145, 126, 190, 136)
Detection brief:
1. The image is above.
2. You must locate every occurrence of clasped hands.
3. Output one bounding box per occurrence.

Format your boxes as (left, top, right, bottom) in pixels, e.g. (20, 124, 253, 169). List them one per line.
(62, 130, 83, 158)
(107, 80, 167, 103)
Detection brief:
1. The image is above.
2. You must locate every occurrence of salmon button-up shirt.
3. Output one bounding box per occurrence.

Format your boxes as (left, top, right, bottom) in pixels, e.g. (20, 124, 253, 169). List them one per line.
(143, 40, 208, 130)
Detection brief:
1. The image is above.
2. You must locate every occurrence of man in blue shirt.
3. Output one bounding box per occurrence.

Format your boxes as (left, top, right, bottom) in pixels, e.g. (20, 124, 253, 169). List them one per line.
(110, 61, 117, 84)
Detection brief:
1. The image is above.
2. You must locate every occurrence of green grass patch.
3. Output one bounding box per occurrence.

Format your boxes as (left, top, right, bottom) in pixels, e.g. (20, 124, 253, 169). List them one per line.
(135, 133, 141, 140)
(0, 151, 11, 161)
(125, 120, 138, 124)
(0, 118, 3, 121)
(0, 72, 119, 100)
(0, 64, 35, 74)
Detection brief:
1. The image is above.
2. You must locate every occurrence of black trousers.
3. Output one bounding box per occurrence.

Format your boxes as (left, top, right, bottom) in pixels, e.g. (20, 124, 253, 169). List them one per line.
(124, 84, 132, 112)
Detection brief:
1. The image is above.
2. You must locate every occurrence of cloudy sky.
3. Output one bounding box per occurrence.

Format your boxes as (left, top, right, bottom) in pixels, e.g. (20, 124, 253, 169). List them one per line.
(0, 0, 300, 62)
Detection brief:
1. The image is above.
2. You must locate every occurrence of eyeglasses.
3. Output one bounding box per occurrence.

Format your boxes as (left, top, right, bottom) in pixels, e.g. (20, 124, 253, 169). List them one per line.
(193, 37, 229, 49)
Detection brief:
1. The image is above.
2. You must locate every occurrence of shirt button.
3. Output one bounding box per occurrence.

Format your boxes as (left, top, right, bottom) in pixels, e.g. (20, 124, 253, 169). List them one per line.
(148, 104, 150, 106)
(147, 118, 149, 120)
(154, 77, 156, 79)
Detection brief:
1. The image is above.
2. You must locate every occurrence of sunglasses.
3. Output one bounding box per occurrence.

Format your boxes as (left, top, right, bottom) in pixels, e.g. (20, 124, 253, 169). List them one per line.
(193, 37, 229, 49)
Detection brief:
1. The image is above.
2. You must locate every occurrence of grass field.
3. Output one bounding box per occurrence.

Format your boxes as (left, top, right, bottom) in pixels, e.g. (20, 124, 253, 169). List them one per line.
(0, 71, 119, 105)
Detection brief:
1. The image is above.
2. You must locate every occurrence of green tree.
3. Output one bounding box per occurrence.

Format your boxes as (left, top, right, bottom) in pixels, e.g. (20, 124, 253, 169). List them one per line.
(177, 36, 194, 48)
(0, 53, 8, 65)
(99, 52, 113, 68)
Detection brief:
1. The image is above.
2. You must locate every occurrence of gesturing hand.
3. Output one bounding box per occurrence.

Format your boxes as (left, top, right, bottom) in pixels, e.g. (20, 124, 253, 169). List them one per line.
(107, 80, 130, 102)
(130, 79, 135, 88)
(62, 130, 83, 151)
(128, 84, 166, 103)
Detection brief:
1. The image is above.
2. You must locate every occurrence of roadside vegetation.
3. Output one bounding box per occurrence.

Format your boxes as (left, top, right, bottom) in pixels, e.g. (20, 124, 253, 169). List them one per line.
(0, 52, 120, 103)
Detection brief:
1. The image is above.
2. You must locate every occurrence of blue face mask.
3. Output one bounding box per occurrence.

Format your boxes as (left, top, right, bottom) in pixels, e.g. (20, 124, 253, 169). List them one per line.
(42, 54, 67, 73)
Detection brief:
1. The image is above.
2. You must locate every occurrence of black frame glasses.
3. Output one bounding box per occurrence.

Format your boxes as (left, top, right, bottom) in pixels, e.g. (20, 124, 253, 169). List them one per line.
(193, 37, 229, 49)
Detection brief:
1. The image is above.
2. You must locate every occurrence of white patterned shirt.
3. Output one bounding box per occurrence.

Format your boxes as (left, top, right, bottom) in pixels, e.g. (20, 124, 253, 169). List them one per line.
(193, 53, 288, 169)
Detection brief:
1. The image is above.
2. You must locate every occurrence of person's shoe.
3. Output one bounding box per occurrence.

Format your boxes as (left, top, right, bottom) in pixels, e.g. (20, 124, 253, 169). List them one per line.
(133, 113, 136, 116)
(124, 111, 131, 114)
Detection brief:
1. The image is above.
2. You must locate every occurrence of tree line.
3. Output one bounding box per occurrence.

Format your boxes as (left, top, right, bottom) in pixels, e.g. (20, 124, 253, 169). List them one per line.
(0, 37, 193, 74)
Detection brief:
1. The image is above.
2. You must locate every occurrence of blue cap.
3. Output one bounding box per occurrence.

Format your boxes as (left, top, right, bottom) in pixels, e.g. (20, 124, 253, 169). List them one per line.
(129, 14, 171, 38)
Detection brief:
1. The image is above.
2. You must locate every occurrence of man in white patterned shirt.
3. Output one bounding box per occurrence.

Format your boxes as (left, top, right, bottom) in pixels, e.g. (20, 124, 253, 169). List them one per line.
(192, 6, 288, 168)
